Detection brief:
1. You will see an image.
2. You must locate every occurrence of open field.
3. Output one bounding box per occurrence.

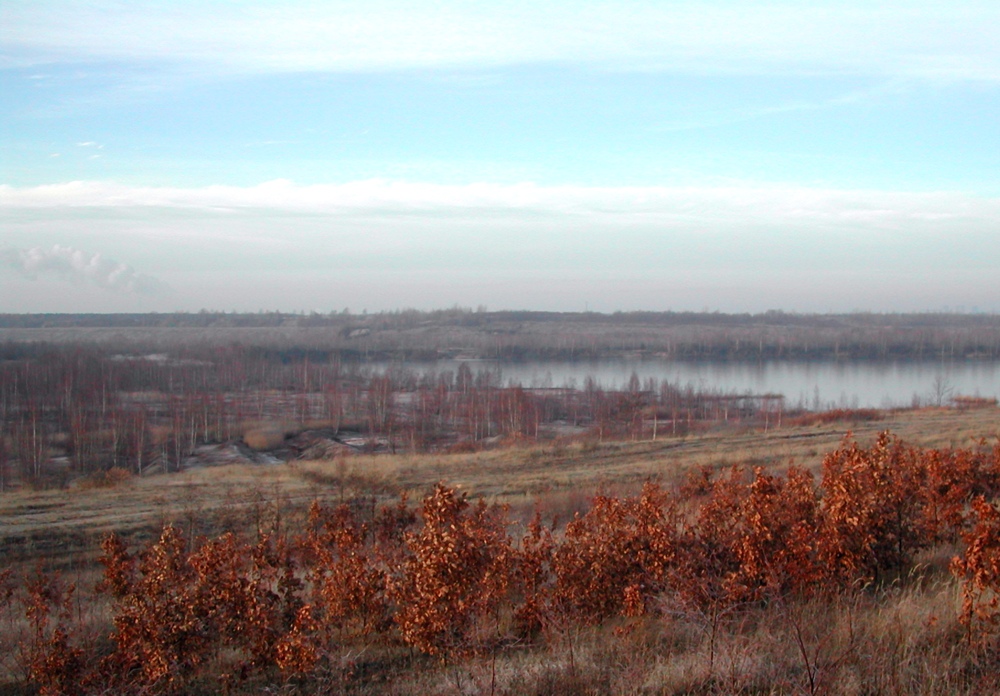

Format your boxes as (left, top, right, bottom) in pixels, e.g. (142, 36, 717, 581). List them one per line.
(3, 406, 996, 571)
(3, 405, 1000, 694)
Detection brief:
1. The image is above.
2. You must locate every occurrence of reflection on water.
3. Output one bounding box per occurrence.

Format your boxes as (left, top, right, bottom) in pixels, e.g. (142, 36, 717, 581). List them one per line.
(369, 359, 1000, 410)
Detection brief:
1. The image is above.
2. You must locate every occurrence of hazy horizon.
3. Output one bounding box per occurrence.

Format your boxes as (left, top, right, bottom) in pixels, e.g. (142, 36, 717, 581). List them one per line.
(3, 2, 1000, 314)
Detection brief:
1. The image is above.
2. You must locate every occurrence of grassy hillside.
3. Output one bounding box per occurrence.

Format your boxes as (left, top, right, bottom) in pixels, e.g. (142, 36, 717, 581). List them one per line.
(3, 406, 995, 571)
(2, 406, 999, 695)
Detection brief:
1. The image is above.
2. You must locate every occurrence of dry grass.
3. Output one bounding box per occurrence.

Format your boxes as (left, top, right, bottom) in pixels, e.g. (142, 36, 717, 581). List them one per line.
(1, 406, 999, 694)
(242, 426, 287, 451)
(359, 578, 986, 695)
(0, 576, 986, 695)
(2, 406, 996, 572)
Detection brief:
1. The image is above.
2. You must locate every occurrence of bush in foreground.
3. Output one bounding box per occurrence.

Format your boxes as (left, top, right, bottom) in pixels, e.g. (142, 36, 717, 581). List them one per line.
(9, 433, 1000, 694)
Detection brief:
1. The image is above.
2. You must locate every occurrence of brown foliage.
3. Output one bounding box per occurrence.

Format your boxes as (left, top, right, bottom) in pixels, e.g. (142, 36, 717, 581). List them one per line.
(817, 434, 1000, 590)
(554, 482, 678, 622)
(274, 605, 319, 677)
(97, 526, 300, 690)
(816, 433, 928, 587)
(952, 496, 1000, 645)
(785, 408, 884, 427)
(390, 484, 514, 657)
(513, 511, 555, 637)
(731, 466, 821, 599)
(306, 501, 389, 640)
(22, 570, 85, 696)
(9, 432, 1000, 692)
(98, 525, 209, 687)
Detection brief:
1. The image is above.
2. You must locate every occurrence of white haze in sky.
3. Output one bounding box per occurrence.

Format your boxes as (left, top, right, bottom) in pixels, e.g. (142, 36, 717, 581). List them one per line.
(5, 1, 1000, 79)
(2, 180, 997, 313)
(2, 1, 1000, 312)
(0, 244, 168, 296)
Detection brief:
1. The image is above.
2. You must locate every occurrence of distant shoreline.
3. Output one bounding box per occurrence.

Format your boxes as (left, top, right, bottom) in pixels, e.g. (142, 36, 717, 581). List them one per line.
(2, 309, 998, 363)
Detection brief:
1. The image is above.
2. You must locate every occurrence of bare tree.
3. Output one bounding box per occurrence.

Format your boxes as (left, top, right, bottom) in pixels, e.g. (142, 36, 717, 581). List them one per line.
(929, 374, 954, 407)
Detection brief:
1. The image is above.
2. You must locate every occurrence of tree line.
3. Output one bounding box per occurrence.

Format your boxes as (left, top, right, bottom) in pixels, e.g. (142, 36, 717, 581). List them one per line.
(0, 344, 789, 489)
(3, 309, 1000, 361)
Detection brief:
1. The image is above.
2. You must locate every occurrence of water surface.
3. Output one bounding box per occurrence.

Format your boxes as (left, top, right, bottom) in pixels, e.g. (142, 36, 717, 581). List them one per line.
(371, 359, 1000, 410)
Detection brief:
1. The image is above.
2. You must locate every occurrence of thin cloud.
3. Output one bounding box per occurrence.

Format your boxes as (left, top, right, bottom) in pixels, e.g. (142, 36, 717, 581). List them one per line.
(2, 180, 998, 230)
(651, 83, 902, 133)
(3, 1, 999, 81)
(2, 183, 996, 313)
(0, 244, 169, 295)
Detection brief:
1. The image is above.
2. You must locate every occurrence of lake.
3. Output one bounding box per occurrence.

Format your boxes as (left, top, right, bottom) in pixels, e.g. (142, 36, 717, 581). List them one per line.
(370, 359, 1000, 410)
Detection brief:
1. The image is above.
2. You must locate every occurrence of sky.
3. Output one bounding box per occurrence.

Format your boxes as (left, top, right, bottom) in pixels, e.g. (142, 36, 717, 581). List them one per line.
(2, 1, 1000, 314)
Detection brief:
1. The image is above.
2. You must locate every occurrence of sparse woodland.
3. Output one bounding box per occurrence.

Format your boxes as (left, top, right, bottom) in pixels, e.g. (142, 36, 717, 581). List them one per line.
(0, 342, 807, 489)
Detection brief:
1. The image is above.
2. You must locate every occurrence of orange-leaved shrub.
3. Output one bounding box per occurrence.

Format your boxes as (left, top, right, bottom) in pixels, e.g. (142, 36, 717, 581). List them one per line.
(11, 432, 1000, 692)
(22, 569, 85, 696)
(305, 501, 389, 642)
(952, 496, 1000, 645)
(98, 526, 206, 688)
(513, 510, 555, 638)
(553, 482, 678, 623)
(98, 526, 300, 689)
(731, 466, 821, 599)
(389, 484, 514, 657)
(816, 433, 928, 588)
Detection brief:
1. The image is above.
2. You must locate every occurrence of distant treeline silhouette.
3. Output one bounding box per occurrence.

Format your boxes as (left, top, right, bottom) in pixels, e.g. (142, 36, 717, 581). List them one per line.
(2, 309, 999, 361)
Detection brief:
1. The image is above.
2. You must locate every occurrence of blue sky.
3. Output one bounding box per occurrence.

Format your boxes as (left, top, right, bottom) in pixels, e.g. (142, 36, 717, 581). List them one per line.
(2, 1, 999, 313)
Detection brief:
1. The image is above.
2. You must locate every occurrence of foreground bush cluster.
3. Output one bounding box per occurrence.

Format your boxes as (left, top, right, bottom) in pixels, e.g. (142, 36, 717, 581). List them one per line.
(9, 433, 1000, 694)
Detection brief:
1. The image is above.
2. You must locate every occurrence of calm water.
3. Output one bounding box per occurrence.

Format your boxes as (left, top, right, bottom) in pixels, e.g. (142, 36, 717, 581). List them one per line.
(372, 359, 1000, 410)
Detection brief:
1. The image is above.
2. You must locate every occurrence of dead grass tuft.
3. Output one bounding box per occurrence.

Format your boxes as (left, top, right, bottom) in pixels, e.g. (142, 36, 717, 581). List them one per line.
(242, 426, 287, 451)
(76, 467, 132, 490)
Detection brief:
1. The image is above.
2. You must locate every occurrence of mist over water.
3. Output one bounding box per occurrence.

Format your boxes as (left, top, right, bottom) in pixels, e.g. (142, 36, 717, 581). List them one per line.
(370, 359, 1000, 410)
